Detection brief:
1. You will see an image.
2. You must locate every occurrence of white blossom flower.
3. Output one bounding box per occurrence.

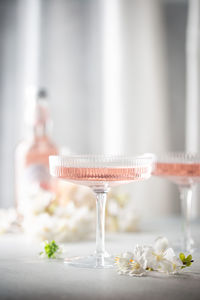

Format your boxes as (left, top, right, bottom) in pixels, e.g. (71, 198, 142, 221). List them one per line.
(115, 237, 188, 277)
(0, 208, 18, 234)
(118, 208, 140, 232)
(145, 237, 182, 274)
(115, 251, 146, 276)
(115, 252, 134, 275)
(22, 202, 94, 242)
(132, 245, 150, 270)
(128, 260, 146, 277)
(20, 185, 55, 216)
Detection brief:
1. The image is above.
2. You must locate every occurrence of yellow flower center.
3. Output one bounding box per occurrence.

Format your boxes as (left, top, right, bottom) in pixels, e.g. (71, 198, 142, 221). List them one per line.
(115, 257, 120, 263)
(129, 259, 140, 270)
(152, 251, 164, 261)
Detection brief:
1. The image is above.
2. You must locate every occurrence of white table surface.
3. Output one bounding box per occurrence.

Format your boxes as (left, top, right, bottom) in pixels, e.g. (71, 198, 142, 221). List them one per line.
(0, 218, 200, 300)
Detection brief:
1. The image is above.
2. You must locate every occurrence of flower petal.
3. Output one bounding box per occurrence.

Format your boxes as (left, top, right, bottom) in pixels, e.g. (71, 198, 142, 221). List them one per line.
(154, 237, 169, 253)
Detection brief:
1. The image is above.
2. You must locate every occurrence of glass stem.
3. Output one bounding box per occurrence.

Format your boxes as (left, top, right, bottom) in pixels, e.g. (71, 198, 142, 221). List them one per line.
(179, 185, 193, 252)
(95, 190, 107, 258)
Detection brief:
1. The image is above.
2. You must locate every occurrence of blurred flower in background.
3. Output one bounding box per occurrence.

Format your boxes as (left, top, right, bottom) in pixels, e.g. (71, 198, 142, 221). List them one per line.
(0, 181, 139, 242)
(0, 208, 18, 235)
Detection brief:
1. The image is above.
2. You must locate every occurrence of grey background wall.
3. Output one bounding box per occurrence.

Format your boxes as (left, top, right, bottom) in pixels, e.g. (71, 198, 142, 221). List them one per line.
(0, 0, 189, 217)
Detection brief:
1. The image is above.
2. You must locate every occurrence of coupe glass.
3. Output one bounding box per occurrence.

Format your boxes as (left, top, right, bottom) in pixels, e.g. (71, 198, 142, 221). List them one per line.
(49, 154, 154, 268)
(153, 153, 200, 252)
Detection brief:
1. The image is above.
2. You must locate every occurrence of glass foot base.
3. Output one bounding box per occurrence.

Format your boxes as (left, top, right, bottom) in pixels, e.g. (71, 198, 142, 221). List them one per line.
(64, 254, 114, 269)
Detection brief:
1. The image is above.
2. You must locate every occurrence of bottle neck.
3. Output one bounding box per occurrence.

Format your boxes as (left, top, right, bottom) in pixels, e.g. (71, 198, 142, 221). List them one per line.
(25, 100, 52, 141)
(26, 124, 51, 142)
(33, 123, 49, 139)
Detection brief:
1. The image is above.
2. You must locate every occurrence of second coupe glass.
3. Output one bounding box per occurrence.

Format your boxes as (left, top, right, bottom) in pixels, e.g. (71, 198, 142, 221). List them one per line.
(154, 153, 200, 252)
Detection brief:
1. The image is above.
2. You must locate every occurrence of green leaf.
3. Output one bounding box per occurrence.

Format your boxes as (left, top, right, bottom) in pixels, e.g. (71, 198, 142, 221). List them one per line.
(40, 240, 60, 259)
(179, 253, 185, 262)
(186, 254, 192, 262)
(179, 252, 194, 269)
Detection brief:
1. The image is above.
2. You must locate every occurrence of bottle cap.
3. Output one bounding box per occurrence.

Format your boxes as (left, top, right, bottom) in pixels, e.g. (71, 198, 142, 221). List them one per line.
(37, 88, 48, 99)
